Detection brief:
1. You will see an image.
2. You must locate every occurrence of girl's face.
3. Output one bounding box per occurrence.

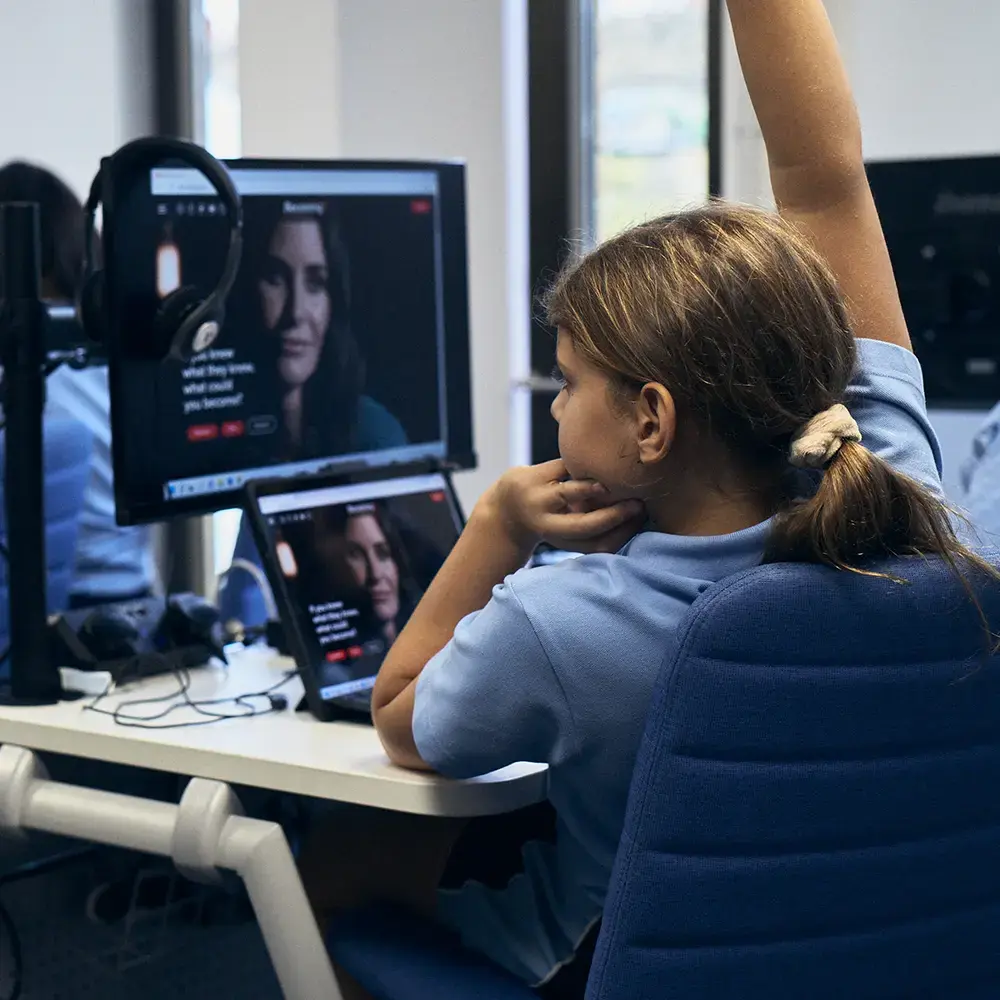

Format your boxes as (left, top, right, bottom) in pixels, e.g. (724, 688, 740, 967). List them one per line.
(344, 513, 401, 624)
(550, 330, 643, 498)
(259, 218, 331, 389)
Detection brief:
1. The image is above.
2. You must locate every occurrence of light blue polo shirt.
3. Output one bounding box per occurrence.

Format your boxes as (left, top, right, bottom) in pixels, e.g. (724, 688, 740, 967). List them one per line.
(44, 366, 156, 602)
(412, 338, 943, 986)
(960, 402, 1000, 545)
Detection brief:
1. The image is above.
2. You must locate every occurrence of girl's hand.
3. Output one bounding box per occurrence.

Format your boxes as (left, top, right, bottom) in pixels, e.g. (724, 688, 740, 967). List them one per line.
(476, 459, 646, 556)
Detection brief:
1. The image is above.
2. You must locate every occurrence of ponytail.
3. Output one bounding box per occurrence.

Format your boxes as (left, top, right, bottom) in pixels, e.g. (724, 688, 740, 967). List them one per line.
(766, 440, 1000, 648)
(539, 202, 999, 642)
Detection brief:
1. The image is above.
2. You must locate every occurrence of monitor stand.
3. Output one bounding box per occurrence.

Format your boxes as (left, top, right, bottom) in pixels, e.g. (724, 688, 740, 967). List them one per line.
(0, 202, 61, 705)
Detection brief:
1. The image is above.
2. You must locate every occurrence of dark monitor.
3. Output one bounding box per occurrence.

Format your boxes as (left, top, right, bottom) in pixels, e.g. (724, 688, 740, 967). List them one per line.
(867, 154, 1000, 406)
(105, 158, 473, 525)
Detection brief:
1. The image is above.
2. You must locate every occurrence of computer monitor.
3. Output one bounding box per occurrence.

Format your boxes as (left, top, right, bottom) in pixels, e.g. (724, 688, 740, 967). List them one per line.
(104, 158, 473, 525)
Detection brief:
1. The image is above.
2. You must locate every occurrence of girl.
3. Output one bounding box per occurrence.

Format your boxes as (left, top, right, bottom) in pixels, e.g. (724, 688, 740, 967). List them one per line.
(306, 0, 993, 996)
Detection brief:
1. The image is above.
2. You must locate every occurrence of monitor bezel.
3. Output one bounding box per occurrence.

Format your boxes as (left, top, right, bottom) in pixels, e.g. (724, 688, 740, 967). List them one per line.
(105, 156, 475, 526)
(241, 459, 463, 722)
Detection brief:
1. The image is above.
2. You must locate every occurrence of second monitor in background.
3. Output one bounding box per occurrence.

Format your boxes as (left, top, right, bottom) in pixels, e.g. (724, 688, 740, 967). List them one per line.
(104, 158, 473, 525)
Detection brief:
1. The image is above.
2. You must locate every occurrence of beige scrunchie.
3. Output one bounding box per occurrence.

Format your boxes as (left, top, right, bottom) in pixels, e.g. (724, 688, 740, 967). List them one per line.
(789, 403, 862, 469)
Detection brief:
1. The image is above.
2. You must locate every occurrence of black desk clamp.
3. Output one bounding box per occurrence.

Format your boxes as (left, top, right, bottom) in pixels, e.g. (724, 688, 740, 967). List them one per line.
(0, 201, 60, 704)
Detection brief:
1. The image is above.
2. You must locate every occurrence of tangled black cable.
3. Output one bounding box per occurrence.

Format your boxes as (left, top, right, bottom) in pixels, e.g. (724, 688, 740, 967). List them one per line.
(83, 653, 297, 730)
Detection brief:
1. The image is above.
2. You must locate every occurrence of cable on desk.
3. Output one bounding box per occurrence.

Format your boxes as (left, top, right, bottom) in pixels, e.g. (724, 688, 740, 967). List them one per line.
(83, 653, 298, 730)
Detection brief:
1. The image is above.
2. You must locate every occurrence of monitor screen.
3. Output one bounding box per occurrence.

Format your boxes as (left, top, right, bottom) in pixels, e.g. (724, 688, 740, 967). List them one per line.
(248, 470, 462, 703)
(104, 159, 473, 525)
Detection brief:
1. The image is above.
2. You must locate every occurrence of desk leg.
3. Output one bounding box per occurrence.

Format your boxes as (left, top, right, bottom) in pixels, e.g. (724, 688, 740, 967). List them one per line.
(0, 745, 341, 1000)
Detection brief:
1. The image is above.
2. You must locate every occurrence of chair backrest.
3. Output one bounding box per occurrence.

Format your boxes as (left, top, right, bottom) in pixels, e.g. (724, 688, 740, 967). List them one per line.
(588, 553, 1000, 1000)
(0, 418, 93, 665)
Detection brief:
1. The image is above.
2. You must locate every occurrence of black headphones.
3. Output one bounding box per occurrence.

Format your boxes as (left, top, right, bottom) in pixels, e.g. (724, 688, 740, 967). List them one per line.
(79, 136, 243, 362)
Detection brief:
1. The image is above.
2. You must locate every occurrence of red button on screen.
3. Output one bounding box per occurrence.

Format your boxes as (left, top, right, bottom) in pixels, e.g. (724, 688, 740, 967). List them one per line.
(347, 645, 363, 659)
(325, 649, 347, 663)
(187, 424, 219, 442)
(221, 420, 245, 438)
(410, 199, 432, 215)
(430, 491, 446, 503)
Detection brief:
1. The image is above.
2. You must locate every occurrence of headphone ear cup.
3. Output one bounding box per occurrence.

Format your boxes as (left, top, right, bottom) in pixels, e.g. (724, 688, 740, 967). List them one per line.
(78, 272, 107, 346)
(153, 287, 221, 362)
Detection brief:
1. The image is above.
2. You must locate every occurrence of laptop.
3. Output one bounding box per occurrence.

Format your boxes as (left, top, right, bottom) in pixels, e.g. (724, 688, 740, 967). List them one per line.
(243, 463, 465, 722)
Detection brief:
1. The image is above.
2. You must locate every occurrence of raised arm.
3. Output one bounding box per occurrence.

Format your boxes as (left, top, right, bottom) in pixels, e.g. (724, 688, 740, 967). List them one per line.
(726, 0, 910, 351)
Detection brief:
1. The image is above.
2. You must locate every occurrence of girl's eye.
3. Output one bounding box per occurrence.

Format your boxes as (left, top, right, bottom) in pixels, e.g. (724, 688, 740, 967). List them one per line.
(551, 364, 568, 389)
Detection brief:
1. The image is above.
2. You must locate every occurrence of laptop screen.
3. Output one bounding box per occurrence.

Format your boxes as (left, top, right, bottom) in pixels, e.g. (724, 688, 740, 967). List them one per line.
(253, 472, 462, 702)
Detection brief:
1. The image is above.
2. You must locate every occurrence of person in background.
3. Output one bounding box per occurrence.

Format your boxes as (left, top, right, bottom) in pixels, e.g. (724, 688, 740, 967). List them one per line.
(960, 405, 1000, 542)
(0, 162, 157, 606)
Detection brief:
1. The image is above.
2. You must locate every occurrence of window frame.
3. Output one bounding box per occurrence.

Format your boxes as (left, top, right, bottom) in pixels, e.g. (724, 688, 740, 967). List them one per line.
(526, 0, 722, 463)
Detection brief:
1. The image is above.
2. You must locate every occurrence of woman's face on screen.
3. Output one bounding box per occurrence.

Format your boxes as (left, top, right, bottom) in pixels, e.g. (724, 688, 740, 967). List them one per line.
(344, 513, 401, 624)
(259, 218, 331, 388)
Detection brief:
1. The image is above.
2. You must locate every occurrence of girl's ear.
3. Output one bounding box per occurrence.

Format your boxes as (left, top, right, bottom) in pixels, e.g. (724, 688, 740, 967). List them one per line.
(635, 383, 676, 465)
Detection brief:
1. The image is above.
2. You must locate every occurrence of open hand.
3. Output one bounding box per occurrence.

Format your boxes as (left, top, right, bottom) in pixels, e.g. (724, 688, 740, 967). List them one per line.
(478, 459, 646, 556)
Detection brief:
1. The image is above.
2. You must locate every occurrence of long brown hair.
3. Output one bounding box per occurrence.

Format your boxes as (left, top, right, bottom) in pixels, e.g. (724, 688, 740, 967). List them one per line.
(545, 203, 997, 621)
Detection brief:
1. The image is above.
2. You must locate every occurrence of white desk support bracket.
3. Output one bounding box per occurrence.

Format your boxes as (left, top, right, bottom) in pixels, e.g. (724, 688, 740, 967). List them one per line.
(0, 744, 340, 1000)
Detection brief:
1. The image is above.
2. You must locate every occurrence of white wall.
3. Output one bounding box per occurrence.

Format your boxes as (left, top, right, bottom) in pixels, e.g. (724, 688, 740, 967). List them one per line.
(0, 0, 153, 200)
(337, 0, 530, 509)
(239, 0, 340, 159)
(722, 1, 1000, 201)
(721, 0, 1000, 499)
(831, 0, 1000, 162)
(720, 7, 771, 209)
(238, 0, 531, 512)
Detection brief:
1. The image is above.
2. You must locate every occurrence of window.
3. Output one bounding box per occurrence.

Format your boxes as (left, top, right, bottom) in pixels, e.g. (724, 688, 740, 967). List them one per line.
(590, 0, 711, 241)
(526, 0, 717, 462)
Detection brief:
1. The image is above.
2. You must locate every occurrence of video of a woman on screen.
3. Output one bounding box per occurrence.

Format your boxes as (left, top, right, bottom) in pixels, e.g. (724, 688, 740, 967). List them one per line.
(269, 487, 457, 696)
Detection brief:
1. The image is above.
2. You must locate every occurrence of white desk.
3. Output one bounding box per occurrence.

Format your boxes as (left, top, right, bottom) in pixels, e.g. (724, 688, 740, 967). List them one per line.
(0, 646, 548, 999)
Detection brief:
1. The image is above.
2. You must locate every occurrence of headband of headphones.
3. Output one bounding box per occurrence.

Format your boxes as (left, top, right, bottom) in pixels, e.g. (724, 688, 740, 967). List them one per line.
(81, 136, 243, 362)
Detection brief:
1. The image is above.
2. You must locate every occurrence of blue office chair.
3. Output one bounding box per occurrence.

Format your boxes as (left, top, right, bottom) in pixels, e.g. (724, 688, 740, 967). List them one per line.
(328, 551, 1000, 999)
(0, 418, 93, 671)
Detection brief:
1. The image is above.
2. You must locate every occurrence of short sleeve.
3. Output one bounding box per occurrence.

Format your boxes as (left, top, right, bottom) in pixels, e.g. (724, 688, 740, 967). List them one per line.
(412, 574, 579, 780)
(847, 339, 943, 495)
